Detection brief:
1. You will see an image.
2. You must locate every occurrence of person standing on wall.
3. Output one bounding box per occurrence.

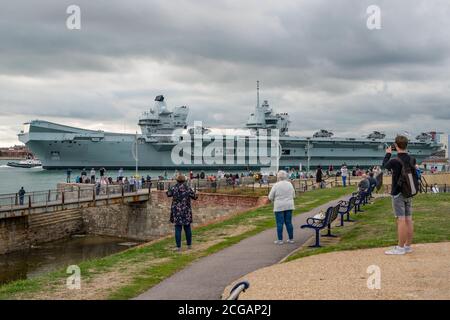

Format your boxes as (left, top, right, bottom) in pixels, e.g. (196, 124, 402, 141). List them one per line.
(90, 168, 96, 183)
(66, 168, 72, 183)
(100, 167, 106, 179)
(18, 187, 26, 206)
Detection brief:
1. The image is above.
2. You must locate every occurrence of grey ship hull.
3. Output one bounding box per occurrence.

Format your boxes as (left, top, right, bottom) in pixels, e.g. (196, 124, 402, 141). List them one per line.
(19, 120, 441, 170)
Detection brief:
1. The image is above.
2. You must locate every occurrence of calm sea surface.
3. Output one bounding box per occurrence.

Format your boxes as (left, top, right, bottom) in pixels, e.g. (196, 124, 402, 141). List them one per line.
(0, 160, 245, 195)
(0, 160, 178, 194)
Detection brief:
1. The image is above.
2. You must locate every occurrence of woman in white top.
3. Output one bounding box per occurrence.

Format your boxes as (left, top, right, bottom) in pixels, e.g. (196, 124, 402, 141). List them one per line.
(340, 165, 348, 187)
(268, 170, 296, 244)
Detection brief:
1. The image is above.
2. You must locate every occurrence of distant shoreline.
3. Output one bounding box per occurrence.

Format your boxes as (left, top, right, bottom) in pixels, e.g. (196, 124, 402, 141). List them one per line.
(0, 157, 25, 160)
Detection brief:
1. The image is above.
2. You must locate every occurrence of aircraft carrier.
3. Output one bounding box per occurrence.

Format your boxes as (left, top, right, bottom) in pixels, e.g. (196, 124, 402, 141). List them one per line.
(18, 85, 443, 171)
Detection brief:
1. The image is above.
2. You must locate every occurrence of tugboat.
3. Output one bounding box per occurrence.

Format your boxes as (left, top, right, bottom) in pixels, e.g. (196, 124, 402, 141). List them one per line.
(7, 157, 42, 168)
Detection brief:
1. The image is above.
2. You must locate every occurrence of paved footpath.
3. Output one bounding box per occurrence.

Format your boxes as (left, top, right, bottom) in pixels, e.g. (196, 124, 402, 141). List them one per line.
(135, 196, 349, 300)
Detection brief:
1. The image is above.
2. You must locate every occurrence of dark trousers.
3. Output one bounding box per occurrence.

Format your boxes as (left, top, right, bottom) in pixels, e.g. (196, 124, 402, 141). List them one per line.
(359, 191, 369, 205)
(175, 224, 192, 248)
(19, 196, 24, 206)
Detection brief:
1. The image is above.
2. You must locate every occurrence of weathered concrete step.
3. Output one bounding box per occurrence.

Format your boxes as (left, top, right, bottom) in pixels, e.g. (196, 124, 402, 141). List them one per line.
(29, 212, 82, 225)
(30, 212, 82, 224)
(29, 215, 83, 228)
(29, 209, 80, 222)
(29, 210, 82, 227)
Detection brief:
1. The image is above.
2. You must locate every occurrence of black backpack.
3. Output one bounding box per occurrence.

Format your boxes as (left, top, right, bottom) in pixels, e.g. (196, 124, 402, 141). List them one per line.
(396, 156, 419, 198)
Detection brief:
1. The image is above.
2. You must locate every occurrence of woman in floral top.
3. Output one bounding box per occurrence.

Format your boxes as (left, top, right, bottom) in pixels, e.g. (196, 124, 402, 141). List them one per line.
(167, 174, 198, 251)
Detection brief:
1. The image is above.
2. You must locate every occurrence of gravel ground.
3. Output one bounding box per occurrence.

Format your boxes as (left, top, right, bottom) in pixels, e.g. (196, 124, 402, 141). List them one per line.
(224, 242, 450, 300)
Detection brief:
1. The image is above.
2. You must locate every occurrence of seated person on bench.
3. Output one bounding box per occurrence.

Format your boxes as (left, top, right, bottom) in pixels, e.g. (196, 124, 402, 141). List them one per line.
(358, 174, 370, 204)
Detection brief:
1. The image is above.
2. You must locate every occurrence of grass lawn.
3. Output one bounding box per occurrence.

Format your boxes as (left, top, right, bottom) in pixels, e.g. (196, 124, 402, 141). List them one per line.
(0, 186, 353, 300)
(287, 193, 450, 262)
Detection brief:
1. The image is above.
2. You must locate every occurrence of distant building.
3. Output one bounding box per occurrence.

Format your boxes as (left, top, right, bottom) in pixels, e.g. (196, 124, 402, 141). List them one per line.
(438, 134, 449, 159)
(423, 149, 449, 172)
(0, 145, 32, 159)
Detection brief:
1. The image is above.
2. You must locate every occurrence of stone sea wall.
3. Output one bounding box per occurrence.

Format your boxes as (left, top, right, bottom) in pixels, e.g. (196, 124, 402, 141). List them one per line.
(0, 191, 266, 254)
(82, 191, 266, 240)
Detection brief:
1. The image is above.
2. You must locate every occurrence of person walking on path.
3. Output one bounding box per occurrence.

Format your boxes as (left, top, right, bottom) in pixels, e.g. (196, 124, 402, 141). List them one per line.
(167, 174, 198, 251)
(341, 164, 348, 187)
(66, 168, 72, 183)
(382, 135, 418, 255)
(268, 170, 296, 245)
(18, 187, 26, 206)
(316, 166, 323, 188)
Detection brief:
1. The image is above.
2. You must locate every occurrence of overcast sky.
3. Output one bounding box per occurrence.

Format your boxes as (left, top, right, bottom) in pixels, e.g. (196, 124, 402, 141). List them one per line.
(1, 0, 450, 147)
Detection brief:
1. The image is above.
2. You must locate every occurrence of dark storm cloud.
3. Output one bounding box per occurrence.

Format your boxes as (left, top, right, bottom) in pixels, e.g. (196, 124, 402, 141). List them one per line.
(0, 0, 449, 146)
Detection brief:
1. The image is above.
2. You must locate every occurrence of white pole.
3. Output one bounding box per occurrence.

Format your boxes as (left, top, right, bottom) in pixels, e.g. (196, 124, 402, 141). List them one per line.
(307, 140, 311, 175)
(135, 132, 138, 177)
(256, 80, 260, 109)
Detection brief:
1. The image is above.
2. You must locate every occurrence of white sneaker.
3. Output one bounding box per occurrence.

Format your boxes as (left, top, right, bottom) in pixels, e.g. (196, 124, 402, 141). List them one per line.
(274, 240, 284, 245)
(404, 246, 413, 253)
(385, 246, 406, 255)
(287, 239, 295, 244)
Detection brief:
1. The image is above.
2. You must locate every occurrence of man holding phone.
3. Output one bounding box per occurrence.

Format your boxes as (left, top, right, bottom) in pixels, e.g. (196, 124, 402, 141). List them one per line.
(382, 135, 416, 255)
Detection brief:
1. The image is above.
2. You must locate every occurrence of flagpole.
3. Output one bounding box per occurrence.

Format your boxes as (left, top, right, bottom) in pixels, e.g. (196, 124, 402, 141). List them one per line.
(135, 131, 138, 177)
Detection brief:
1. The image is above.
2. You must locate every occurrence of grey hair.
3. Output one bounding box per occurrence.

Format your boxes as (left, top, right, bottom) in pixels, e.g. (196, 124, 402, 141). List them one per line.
(277, 170, 288, 181)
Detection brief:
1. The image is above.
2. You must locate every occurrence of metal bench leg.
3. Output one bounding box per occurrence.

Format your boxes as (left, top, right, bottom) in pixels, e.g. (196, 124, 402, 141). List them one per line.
(339, 214, 345, 227)
(309, 229, 322, 248)
(310, 229, 321, 248)
(346, 211, 355, 222)
(322, 223, 338, 238)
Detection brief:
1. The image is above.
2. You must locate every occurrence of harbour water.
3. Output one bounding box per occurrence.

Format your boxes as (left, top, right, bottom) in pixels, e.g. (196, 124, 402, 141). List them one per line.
(0, 160, 248, 195)
(0, 160, 180, 195)
(0, 235, 140, 285)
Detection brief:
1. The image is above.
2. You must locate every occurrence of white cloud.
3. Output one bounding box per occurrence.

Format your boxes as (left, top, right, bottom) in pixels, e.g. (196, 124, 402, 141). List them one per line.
(0, 0, 449, 146)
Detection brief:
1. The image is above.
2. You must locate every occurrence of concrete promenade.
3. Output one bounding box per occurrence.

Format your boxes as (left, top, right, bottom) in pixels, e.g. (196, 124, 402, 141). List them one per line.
(135, 196, 349, 300)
